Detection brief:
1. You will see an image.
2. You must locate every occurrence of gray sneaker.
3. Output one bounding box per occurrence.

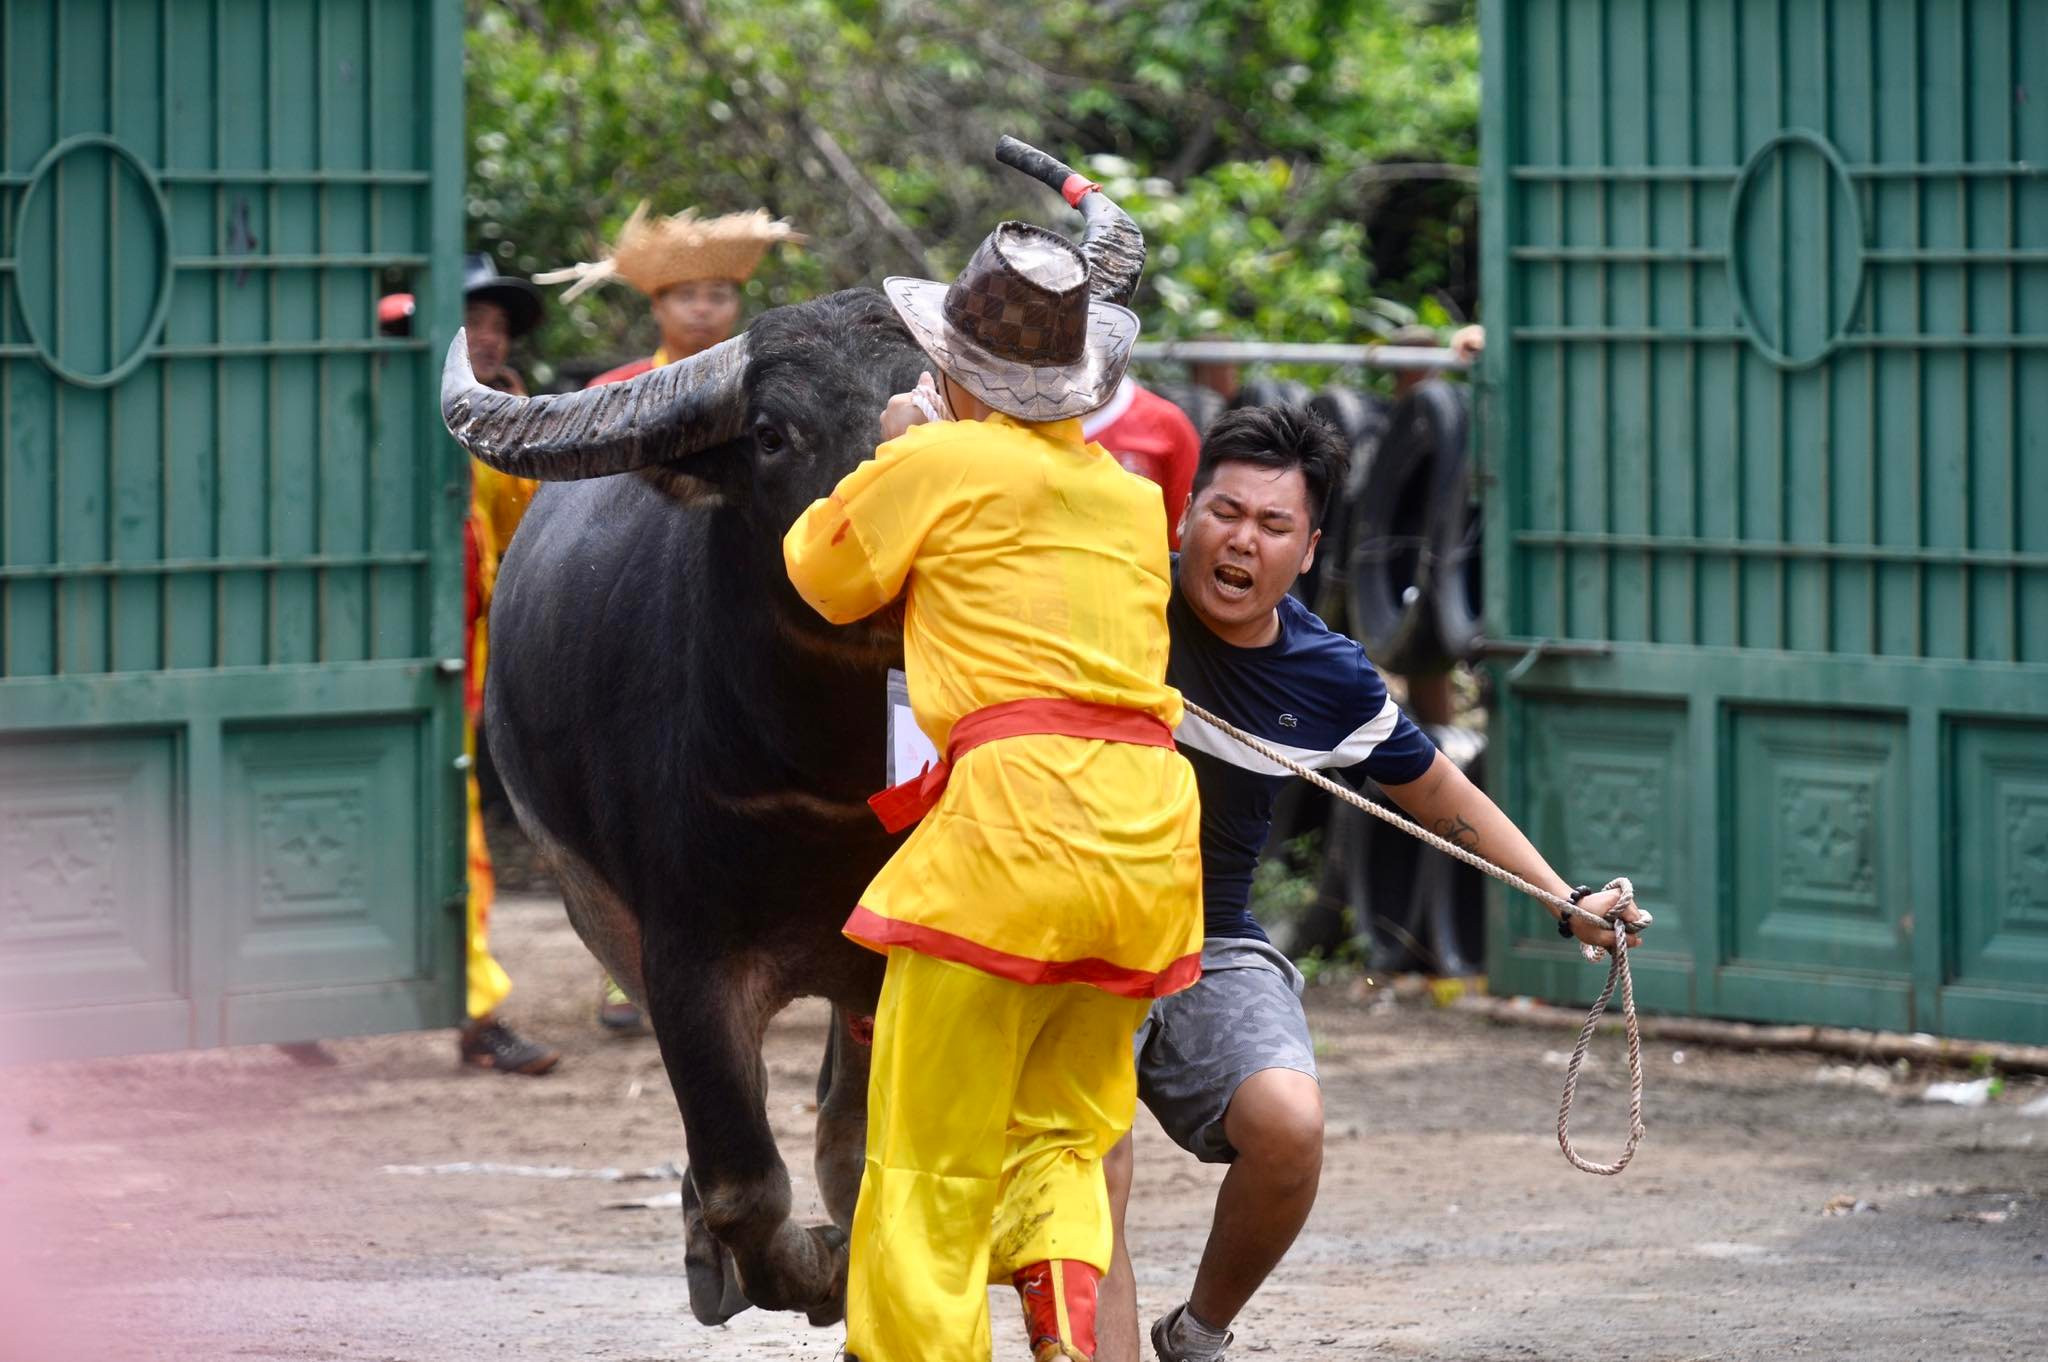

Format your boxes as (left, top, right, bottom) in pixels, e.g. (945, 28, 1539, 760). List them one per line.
(1150, 1305, 1231, 1362)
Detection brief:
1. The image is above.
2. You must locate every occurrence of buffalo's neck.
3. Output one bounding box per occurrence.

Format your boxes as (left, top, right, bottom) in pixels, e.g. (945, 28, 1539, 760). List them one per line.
(689, 517, 894, 807)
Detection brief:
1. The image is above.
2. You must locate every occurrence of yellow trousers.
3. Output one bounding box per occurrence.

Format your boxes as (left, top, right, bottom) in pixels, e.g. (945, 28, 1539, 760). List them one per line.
(464, 721, 513, 1020)
(847, 949, 1150, 1362)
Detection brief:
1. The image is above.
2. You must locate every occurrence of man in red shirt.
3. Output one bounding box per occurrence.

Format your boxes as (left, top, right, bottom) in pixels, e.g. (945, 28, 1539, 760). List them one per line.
(1084, 376, 1202, 550)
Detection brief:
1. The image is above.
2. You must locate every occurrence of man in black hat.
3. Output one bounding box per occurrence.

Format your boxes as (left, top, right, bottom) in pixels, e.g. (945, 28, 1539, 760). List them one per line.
(462, 252, 543, 396)
(451, 256, 557, 1076)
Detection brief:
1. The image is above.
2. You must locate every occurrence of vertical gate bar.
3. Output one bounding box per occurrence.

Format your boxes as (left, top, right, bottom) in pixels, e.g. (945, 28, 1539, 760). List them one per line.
(1955, 0, 1973, 660)
(1728, 6, 1743, 648)
(1819, 0, 1834, 651)
(315, 0, 329, 662)
(1553, 0, 1567, 636)
(1866, 0, 1881, 655)
(365, 0, 380, 659)
(1911, 0, 1926, 658)
(1, 0, 10, 672)
(213, 0, 226, 667)
(1772, 0, 1788, 652)
(265, 0, 279, 664)
(1685, 0, 1700, 648)
(51, 4, 65, 674)
(1641, 0, 1655, 643)
(107, 0, 120, 671)
(1597, 0, 1612, 643)
(2007, 0, 2021, 662)
(160, 0, 173, 667)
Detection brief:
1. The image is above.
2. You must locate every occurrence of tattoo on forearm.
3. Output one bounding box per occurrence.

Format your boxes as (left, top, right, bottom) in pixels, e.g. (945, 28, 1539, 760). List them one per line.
(1432, 814, 1480, 852)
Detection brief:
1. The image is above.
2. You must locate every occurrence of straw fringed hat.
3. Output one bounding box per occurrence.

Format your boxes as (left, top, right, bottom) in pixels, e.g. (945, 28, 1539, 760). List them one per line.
(536, 202, 805, 301)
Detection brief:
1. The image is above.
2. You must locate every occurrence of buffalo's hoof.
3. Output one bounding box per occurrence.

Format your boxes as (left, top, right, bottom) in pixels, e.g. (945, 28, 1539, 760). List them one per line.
(681, 1171, 753, 1326)
(805, 1223, 850, 1327)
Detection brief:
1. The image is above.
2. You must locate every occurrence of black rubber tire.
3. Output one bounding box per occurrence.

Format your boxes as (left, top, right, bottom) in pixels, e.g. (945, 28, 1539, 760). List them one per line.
(1231, 376, 1314, 412)
(1305, 385, 1393, 627)
(1149, 380, 1229, 439)
(1346, 380, 1470, 675)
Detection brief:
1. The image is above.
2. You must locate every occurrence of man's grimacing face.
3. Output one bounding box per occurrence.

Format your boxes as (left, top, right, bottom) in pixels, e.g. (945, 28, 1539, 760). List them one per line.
(1174, 460, 1321, 644)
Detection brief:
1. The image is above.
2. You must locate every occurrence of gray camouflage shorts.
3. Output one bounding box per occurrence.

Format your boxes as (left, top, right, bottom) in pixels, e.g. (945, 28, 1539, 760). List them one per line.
(1134, 936, 1318, 1164)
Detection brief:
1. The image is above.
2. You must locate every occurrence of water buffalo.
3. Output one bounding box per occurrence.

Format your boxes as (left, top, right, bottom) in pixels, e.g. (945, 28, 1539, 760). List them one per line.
(440, 140, 1146, 1328)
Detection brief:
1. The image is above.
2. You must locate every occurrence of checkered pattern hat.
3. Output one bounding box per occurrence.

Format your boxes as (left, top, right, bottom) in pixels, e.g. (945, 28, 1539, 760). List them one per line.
(883, 223, 1138, 422)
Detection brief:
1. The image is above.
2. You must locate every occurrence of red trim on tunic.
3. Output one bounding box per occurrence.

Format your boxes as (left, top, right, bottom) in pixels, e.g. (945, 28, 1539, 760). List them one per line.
(867, 696, 1176, 833)
(586, 356, 657, 388)
(844, 905, 1201, 1000)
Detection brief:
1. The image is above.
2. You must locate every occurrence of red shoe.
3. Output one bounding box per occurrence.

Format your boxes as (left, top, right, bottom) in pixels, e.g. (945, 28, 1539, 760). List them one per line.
(1014, 1259, 1099, 1362)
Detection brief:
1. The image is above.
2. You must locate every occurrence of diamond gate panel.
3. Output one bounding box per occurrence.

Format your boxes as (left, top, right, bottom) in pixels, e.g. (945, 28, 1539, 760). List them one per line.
(0, 0, 467, 1062)
(1480, 0, 2048, 1042)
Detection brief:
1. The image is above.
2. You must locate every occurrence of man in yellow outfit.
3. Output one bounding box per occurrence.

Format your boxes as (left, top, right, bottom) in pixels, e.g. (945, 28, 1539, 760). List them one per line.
(453, 256, 558, 1074)
(386, 258, 557, 1074)
(783, 222, 1203, 1362)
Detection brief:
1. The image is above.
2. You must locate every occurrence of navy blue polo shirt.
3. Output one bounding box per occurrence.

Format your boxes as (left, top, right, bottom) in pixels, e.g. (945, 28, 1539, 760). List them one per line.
(1167, 565, 1438, 941)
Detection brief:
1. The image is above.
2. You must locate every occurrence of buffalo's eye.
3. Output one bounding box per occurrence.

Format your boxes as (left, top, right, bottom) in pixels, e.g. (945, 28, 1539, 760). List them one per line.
(753, 419, 785, 454)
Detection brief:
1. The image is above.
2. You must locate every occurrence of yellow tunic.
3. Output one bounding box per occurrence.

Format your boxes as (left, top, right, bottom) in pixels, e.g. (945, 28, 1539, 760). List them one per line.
(461, 458, 538, 1020)
(783, 413, 1202, 995)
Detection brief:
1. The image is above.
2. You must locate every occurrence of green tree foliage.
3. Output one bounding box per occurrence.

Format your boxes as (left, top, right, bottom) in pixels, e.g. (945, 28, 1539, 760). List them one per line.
(466, 0, 1478, 378)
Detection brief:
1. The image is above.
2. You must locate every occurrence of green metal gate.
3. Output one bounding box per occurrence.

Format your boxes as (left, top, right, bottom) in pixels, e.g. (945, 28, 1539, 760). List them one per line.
(0, 0, 468, 1062)
(1480, 0, 2048, 1043)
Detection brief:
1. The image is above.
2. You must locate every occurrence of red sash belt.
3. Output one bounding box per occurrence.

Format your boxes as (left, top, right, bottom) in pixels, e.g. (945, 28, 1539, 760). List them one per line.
(868, 697, 1176, 834)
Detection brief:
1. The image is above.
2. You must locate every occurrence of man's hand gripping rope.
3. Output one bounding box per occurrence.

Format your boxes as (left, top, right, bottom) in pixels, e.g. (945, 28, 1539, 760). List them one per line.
(1182, 700, 1651, 1177)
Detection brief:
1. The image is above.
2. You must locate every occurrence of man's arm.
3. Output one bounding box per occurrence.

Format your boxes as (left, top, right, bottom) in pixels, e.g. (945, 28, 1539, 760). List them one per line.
(1377, 750, 1641, 950)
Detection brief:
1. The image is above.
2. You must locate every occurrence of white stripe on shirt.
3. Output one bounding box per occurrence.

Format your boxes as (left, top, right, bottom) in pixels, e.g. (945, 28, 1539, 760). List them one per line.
(1081, 376, 1138, 441)
(1174, 696, 1405, 777)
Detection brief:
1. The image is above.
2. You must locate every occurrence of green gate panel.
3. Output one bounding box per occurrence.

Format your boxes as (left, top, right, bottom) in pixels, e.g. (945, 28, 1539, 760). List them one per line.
(1490, 697, 1693, 1011)
(0, 732, 180, 1011)
(1482, 0, 2048, 1043)
(0, 0, 467, 1064)
(222, 721, 423, 991)
(1949, 722, 2048, 994)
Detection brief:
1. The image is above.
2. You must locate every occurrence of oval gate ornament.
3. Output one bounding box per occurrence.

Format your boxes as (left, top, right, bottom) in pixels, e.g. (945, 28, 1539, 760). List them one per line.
(12, 133, 176, 389)
(1726, 128, 1868, 371)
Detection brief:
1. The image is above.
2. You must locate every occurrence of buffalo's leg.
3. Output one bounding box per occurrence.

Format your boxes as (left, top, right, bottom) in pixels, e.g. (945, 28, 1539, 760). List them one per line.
(814, 1003, 871, 1233)
(645, 950, 847, 1322)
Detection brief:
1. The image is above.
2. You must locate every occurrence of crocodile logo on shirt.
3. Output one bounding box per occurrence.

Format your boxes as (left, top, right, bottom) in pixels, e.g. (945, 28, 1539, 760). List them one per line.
(1278, 713, 1299, 729)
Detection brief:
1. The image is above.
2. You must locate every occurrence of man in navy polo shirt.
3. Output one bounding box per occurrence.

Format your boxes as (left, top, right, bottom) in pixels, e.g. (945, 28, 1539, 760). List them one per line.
(1101, 406, 1642, 1362)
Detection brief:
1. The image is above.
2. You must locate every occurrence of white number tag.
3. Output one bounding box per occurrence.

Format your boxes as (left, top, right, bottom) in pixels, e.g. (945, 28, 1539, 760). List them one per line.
(886, 669, 941, 784)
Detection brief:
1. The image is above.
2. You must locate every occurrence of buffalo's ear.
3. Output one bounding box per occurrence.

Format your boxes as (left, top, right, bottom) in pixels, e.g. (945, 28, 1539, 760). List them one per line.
(634, 442, 746, 507)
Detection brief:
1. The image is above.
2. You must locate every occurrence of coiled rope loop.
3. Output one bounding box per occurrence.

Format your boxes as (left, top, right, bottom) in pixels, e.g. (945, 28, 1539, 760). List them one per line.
(1182, 699, 1648, 1176)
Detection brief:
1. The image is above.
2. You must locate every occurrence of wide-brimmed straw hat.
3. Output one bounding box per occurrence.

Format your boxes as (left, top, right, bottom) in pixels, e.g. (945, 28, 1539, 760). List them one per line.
(883, 222, 1138, 422)
(536, 202, 804, 302)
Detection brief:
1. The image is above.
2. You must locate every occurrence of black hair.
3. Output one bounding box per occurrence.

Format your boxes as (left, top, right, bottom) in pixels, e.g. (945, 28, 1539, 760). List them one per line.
(1190, 404, 1351, 530)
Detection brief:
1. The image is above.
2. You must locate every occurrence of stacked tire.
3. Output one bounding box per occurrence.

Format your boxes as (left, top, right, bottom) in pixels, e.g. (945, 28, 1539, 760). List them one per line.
(1345, 379, 1482, 677)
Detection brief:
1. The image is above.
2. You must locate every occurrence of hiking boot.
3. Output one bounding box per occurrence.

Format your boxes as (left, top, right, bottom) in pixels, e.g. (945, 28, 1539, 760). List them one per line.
(458, 1016, 560, 1075)
(1150, 1304, 1232, 1362)
(598, 975, 646, 1033)
(1015, 1259, 1098, 1361)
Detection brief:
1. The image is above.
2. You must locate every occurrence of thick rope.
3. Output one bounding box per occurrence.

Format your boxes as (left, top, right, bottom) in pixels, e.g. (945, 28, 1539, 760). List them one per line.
(1182, 699, 1648, 1175)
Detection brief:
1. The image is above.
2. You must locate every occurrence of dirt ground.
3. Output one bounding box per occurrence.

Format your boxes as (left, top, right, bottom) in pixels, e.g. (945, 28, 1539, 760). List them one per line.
(3, 894, 2044, 1362)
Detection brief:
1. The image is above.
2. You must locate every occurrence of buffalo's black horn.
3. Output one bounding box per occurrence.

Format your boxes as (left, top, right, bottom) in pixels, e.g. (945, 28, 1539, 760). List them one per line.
(441, 330, 752, 481)
(994, 135, 1146, 308)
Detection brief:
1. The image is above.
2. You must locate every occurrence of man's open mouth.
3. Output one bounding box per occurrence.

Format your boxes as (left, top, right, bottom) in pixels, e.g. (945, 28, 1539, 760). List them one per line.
(1213, 563, 1254, 598)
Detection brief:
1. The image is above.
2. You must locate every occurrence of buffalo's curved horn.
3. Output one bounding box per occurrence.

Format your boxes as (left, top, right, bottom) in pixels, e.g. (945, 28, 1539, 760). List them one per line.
(441, 329, 752, 481)
(995, 135, 1146, 307)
